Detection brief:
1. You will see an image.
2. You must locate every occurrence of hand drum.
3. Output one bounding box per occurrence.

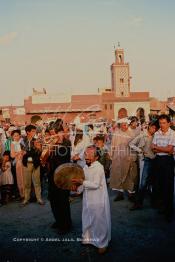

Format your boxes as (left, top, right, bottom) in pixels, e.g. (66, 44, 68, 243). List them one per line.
(54, 163, 85, 190)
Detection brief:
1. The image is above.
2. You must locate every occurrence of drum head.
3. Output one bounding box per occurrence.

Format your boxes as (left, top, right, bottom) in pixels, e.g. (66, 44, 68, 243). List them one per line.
(54, 163, 85, 190)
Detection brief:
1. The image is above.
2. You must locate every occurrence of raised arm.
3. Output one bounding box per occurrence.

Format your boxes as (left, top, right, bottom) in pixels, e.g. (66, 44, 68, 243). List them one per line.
(129, 134, 143, 153)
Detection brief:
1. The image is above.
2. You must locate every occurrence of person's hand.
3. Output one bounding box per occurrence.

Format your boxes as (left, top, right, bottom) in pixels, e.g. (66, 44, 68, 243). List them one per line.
(71, 178, 83, 185)
(70, 185, 77, 191)
(138, 148, 143, 154)
(153, 146, 158, 152)
(151, 144, 156, 150)
(72, 154, 80, 161)
(22, 150, 26, 155)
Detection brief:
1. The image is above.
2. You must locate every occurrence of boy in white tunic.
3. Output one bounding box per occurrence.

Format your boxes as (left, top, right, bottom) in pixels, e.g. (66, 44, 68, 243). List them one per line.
(72, 146, 111, 254)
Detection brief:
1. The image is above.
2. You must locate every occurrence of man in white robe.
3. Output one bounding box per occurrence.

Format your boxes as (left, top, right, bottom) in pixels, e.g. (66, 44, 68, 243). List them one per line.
(72, 146, 111, 254)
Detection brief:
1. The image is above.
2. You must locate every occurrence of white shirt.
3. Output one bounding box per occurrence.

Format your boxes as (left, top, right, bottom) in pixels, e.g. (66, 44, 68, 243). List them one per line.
(152, 128, 175, 156)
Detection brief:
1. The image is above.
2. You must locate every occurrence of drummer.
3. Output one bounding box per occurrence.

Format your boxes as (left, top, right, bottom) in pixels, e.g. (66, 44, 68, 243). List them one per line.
(47, 120, 72, 234)
(72, 145, 111, 254)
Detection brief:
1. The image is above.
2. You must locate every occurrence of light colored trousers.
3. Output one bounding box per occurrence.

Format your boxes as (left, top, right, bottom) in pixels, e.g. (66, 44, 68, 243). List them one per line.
(23, 163, 42, 202)
(16, 160, 25, 198)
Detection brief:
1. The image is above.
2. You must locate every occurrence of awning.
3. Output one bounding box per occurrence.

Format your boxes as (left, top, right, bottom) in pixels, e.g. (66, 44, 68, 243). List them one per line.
(167, 104, 175, 113)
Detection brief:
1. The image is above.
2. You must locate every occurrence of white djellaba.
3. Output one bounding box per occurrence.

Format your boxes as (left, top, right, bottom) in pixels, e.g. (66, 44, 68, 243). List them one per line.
(80, 161, 111, 249)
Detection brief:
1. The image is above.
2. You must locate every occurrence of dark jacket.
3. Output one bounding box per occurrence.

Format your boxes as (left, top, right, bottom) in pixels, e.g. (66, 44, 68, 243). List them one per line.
(21, 137, 41, 169)
(48, 138, 71, 193)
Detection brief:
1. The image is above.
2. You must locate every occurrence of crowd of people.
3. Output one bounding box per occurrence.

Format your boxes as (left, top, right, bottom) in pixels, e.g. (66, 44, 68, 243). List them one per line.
(0, 114, 175, 254)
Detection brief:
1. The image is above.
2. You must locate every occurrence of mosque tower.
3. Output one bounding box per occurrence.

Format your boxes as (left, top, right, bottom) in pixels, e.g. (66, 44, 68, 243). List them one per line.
(111, 47, 131, 97)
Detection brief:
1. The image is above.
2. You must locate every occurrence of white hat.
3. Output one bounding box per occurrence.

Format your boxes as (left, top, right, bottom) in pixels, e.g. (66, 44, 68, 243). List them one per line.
(8, 126, 16, 132)
(117, 118, 131, 125)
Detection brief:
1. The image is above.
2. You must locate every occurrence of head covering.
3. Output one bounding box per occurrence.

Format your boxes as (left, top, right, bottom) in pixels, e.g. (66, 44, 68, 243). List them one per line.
(117, 118, 131, 125)
(0, 127, 4, 133)
(8, 126, 16, 132)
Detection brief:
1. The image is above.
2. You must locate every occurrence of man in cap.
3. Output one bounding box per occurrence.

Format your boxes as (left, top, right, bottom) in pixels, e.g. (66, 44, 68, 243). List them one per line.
(72, 145, 111, 254)
(110, 118, 138, 201)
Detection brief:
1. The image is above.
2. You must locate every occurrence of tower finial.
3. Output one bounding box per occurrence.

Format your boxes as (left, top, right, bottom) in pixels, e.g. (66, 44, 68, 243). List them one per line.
(118, 41, 120, 47)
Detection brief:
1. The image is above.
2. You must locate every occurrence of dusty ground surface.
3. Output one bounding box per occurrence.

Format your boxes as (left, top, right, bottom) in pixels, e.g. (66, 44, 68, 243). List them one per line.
(0, 186, 175, 262)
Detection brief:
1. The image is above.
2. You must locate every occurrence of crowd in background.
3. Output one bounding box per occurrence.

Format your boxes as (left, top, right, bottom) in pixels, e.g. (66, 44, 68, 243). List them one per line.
(0, 114, 175, 223)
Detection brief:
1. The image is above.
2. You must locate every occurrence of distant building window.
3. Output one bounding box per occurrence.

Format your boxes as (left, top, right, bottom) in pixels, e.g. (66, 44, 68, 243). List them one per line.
(119, 55, 122, 63)
(105, 104, 107, 110)
(5, 118, 10, 123)
(110, 104, 113, 110)
(121, 92, 124, 96)
(120, 78, 124, 83)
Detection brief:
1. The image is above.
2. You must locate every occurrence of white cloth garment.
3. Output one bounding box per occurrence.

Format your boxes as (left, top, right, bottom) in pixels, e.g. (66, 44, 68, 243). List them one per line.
(81, 161, 111, 248)
(71, 136, 90, 168)
(1, 161, 14, 185)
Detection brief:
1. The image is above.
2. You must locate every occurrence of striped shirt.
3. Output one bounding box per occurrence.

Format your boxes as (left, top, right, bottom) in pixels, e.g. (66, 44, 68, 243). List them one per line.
(152, 128, 175, 156)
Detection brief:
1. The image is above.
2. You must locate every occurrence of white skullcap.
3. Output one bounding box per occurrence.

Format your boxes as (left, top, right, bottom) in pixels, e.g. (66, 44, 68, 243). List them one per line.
(117, 118, 131, 125)
(8, 126, 16, 132)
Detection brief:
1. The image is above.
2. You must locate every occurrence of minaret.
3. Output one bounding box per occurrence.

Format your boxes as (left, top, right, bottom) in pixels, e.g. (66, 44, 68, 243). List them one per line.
(111, 47, 131, 97)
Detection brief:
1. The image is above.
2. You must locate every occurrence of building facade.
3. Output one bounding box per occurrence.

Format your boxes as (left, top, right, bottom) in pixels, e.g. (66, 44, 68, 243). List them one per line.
(1, 48, 168, 125)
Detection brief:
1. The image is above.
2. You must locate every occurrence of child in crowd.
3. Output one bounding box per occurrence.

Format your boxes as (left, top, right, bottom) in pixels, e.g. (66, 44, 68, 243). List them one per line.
(10, 130, 24, 200)
(0, 151, 14, 205)
(96, 135, 111, 184)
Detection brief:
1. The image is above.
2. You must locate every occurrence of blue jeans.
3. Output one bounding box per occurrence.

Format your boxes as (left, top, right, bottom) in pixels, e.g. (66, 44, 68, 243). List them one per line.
(138, 157, 153, 204)
(140, 158, 153, 189)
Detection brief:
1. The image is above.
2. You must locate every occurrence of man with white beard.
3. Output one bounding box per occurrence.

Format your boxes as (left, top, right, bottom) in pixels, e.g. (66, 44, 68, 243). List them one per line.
(72, 145, 111, 254)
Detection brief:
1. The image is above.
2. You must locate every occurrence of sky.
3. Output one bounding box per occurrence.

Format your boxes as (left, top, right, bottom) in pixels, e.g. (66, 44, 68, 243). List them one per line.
(0, 0, 175, 106)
